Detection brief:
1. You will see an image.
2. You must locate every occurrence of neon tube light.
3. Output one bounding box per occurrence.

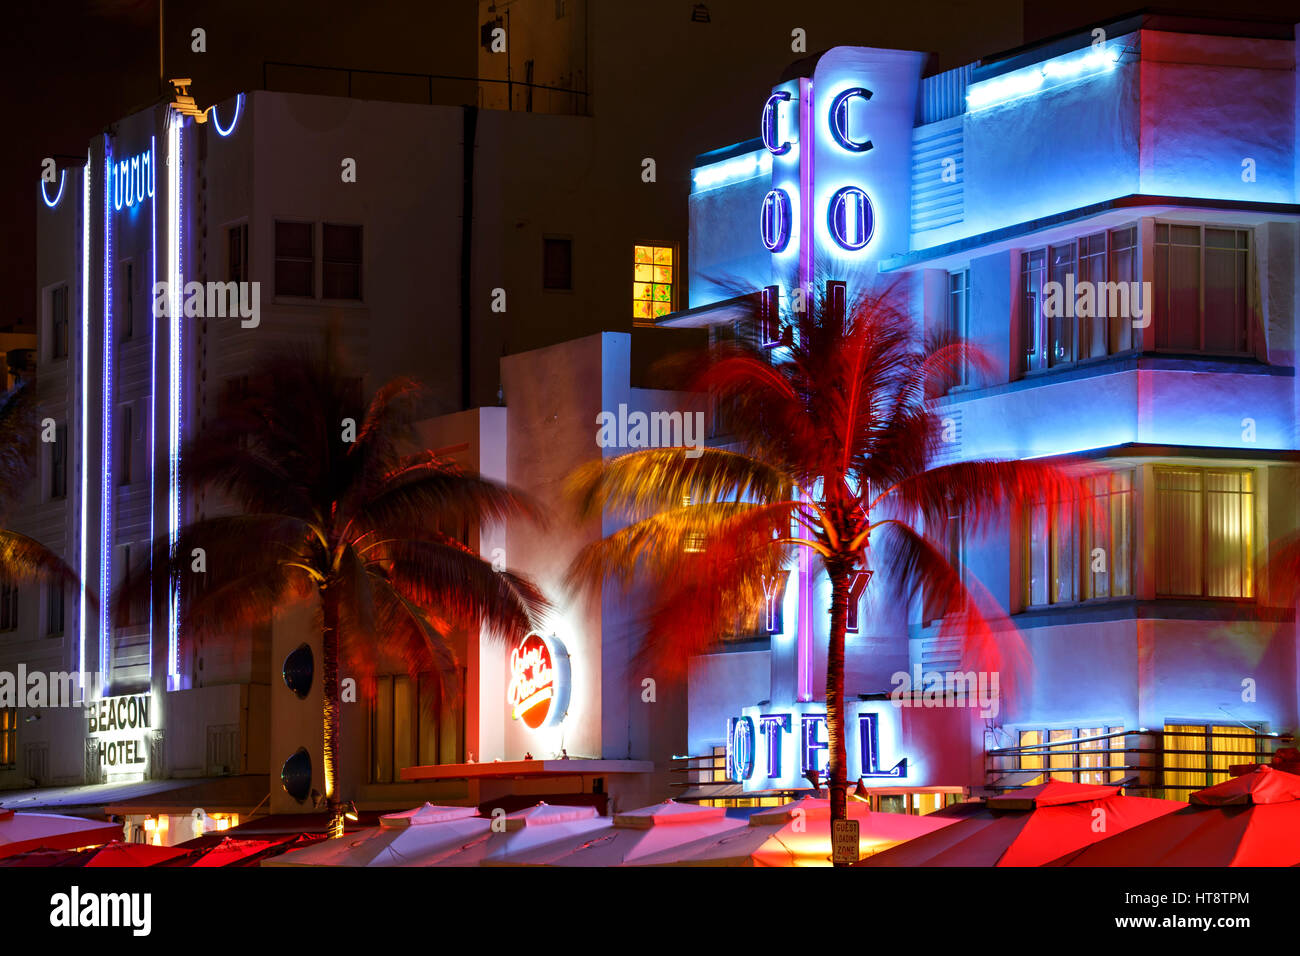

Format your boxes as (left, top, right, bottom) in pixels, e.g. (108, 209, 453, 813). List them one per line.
(41, 170, 66, 209)
(100, 139, 114, 687)
(167, 115, 183, 683)
(210, 93, 244, 137)
(692, 151, 772, 192)
(966, 45, 1120, 112)
(148, 134, 157, 683)
(79, 156, 89, 697)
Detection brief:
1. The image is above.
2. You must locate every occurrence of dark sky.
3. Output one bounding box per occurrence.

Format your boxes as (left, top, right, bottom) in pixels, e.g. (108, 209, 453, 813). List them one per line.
(4, 1, 1297, 333)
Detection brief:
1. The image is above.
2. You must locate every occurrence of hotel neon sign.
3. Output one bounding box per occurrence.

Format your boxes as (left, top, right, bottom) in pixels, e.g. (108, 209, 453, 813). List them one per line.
(727, 701, 907, 791)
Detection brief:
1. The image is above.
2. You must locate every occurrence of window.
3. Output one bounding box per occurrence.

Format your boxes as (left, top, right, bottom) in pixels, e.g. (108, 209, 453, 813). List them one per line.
(543, 237, 573, 291)
(1163, 724, 1260, 797)
(121, 261, 134, 340)
(51, 285, 69, 360)
(369, 673, 463, 782)
(1154, 225, 1251, 354)
(0, 709, 15, 769)
(118, 405, 133, 486)
(50, 424, 67, 500)
(1155, 467, 1254, 598)
(1020, 226, 1137, 374)
(0, 580, 16, 632)
(633, 244, 674, 323)
(1024, 470, 1133, 607)
(45, 584, 64, 637)
(228, 223, 249, 283)
(944, 269, 969, 390)
(924, 510, 963, 624)
(274, 221, 314, 297)
(322, 224, 362, 300)
(1018, 726, 1126, 785)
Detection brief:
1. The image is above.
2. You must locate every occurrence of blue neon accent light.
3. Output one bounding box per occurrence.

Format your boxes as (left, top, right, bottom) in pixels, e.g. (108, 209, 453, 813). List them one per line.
(100, 140, 114, 686)
(827, 185, 874, 250)
(966, 44, 1120, 112)
(210, 93, 244, 137)
(41, 170, 66, 209)
(760, 188, 792, 252)
(79, 156, 89, 696)
(761, 91, 792, 155)
(828, 87, 873, 153)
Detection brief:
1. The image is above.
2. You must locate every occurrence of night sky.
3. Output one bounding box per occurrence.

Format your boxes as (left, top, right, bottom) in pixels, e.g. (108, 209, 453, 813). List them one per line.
(3, 0, 1297, 333)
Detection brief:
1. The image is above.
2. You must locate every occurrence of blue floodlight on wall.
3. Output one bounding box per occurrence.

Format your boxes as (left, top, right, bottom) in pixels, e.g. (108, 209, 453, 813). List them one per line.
(966, 44, 1120, 112)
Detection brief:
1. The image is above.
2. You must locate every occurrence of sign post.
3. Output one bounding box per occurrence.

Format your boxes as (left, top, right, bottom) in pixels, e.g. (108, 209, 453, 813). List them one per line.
(831, 819, 860, 866)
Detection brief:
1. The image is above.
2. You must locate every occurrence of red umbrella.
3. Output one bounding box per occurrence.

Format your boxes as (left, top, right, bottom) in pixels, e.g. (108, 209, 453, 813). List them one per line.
(859, 780, 1181, 867)
(73, 840, 189, 867)
(0, 847, 87, 866)
(0, 808, 121, 859)
(155, 836, 290, 867)
(1050, 766, 1300, 866)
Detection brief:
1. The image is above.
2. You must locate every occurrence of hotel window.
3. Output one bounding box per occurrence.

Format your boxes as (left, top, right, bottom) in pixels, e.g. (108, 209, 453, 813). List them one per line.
(228, 223, 249, 283)
(633, 244, 674, 323)
(1018, 726, 1125, 785)
(120, 261, 134, 340)
(543, 237, 573, 291)
(274, 221, 314, 297)
(45, 584, 64, 637)
(1020, 226, 1137, 373)
(1154, 225, 1251, 355)
(1024, 470, 1133, 607)
(1163, 724, 1261, 797)
(322, 224, 363, 300)
(369, 673, 463, 783)
(943, 269, 969, 391)
(0, 580, 16, 632)
(49, 424, 67, 501)
(924, 509, 964, 625)
(50, 284, 69, 360)
(0, 709, 15, 769)
(1154, 467, 1254, 598)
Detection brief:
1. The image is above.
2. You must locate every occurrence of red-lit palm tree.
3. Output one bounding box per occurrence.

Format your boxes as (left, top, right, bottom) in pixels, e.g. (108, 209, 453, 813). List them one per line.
(568, 285, 1084, 857)
(123, 356, 547, 836)
(0, 381, 79, 596)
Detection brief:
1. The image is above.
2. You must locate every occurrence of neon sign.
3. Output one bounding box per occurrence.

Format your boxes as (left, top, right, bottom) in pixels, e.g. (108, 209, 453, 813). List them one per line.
(40, 170, 66, 209)
(828, 186, 874, 250)
(761, 91, 792, 155)
(87, 693, 153, 773)
(110, 143, 155, 212)
(760, 188, 792, 252)
(727, 701, 907, 791)
(508, 633, 571, 729)
(828, 87, 872, 152)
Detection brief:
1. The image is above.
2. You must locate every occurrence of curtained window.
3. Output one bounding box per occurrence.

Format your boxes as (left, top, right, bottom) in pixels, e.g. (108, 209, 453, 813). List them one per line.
(1154, 224, 1251, 354)
(1155, 468, 1254, 598)
(1163, 724, 1261, 798)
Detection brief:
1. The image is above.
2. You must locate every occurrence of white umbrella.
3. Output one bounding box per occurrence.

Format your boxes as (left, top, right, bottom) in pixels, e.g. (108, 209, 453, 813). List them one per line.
(484, 800, 746, 867)
(419, 802, 608, 866)
(264, 805, 488, 867)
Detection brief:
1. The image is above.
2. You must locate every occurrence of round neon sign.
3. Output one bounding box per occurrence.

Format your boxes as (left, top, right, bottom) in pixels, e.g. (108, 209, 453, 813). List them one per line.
(827, 186, 874, 251)
(760, 188, 792, 253)
(508, 633, 571, 730)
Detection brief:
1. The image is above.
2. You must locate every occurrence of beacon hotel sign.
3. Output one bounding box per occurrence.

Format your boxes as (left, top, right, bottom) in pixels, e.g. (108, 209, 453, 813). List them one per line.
(87, 693, 154, 776)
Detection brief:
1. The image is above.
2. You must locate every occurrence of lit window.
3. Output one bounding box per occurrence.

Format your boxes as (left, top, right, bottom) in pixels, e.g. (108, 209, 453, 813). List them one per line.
(1024, 470, 1133, 607)
(1154, 467, 1254, 598)
(1163, 724, 1261, 798)
(633, 244, 674, 322)
(0, 709, 15, 768)
(369, 673, 463, 783)
(1018, 725, 1126, 785)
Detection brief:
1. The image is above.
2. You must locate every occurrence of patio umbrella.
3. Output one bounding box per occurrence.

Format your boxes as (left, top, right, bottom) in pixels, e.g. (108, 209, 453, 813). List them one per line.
(484, 800, 746, 867)
(0, 808, 121, 859)
(633, 795, 957, 867)
(263, 805, 489, 866)
(1050, 766, 1300, 866)
(0, 847, 87, 866)
(859, 780, 1181, 867)
(420, 802, 608, 866)
(64, 840, 190, 867)
(156, 836, 294, 867)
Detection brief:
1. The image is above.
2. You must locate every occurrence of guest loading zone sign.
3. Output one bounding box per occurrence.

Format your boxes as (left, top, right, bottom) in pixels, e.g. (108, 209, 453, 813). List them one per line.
(728, 701, 909, 792)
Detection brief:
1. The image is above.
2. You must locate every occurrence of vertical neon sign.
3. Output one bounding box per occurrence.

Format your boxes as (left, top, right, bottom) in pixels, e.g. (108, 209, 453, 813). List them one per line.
(79, 155, 89, 697)
(148, 134, 157, 682)
(99, 139, 114, 688)
(167, 115, 183, 684)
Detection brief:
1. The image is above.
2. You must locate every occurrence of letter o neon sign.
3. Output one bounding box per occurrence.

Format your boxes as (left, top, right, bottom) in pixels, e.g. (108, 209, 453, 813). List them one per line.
(760, 188, 792, 252)
(827, 185, 874, 251)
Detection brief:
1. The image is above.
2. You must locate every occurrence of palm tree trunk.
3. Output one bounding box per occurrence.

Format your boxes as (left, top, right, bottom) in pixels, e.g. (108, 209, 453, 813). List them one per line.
(321, 584, 344, 838)
(825, 560, 851, 862)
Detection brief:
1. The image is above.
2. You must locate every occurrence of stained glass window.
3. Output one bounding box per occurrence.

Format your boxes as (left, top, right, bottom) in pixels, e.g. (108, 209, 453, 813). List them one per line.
(634, 244, 674, 321)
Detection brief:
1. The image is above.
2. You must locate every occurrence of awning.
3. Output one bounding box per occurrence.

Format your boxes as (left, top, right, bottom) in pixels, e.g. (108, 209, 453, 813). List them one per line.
(0, 809, 121, 859)
(0, 775, 268, 818)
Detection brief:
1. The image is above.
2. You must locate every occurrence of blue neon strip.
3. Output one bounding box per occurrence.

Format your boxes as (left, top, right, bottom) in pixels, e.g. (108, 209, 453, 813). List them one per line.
(41, 170, 66, 209)
(210, 93, 244, 137)
(79, 157, 89, 696)
(100, 139, 114, 688)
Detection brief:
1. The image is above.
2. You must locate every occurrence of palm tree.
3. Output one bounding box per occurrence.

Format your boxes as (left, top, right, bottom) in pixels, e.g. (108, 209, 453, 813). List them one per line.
(567, 285, 1085, 856)
(124, 355, 548, 836)
(0, 381, 79, 602)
